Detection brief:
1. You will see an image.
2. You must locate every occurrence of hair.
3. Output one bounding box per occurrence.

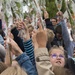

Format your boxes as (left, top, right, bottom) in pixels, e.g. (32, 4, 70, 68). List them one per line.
(51, 17, 57, 22)
(0, 62, 7, 74)
(55, 25, 62, 35)
(1, 65, 27, 75)
(53, 66, 74, 75)
(47, 29, 55, 42)
(49, 45, 67, 58)
(46, 29, 55, 50)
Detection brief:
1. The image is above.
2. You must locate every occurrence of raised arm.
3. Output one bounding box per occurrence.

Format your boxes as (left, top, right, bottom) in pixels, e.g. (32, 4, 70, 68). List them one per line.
(5, 37, 37, 75)
(32, 20, 54, 75)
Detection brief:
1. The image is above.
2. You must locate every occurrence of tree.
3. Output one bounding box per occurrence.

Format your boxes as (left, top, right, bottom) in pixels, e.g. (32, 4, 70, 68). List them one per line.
(46, 0, 66, 18)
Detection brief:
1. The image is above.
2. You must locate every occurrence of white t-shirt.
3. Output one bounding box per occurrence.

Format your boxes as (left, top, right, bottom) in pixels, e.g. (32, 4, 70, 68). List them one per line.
(67, 28, 73, 41)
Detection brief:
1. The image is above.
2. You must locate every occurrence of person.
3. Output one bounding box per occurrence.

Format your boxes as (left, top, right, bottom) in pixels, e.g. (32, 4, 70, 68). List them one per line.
(51, 17, 63, 46)
(49, 45, 75, 74)
(65, 58, 75, 74)
(11, 22, 25, 52)
(44, 10, 74, 57)
(66, 22, 75, 56)
(15, 17, 54, 75)
(49, 45, 67, 67)
(43, 10, 54, 31)
(50, 17, 57, 30)
(43, 10, 64, 47)
(4, 36, 37, 75)
(32, 20, 54, 75)
(66, 22, 73, 42)
(56, 11, 74, 57)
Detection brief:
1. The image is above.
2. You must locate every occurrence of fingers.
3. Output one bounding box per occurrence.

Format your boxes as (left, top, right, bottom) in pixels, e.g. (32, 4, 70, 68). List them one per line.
(16, 21, 24, 30)
(44, 10, 49, 19)
(4, 37, 10, 49)
(32, 30, 39, 49)
(16, 20, 28, 32)
(32, 29, 37, 38)
(4, 37, 13, 46)
(37, 19, 43, 31)
(14, 19, 24, 30)
(22, 22, 28, 31)
(56, 11, 63, 16)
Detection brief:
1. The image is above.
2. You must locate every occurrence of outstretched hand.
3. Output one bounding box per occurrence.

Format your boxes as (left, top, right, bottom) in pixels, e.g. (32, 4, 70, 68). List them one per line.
(5, 37, 23, 56)
(43, 10, 49, 19)
(32, 20, 47, 49)
(56, 11, 63, 17)
(16, 20, 30, 41)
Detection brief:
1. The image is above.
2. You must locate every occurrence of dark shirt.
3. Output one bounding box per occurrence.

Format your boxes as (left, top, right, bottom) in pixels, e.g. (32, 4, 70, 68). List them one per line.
(0, 19, 2, 29)
(11, 27, 25, 52)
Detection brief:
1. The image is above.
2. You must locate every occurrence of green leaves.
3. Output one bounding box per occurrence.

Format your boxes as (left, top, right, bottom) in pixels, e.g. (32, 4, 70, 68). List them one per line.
(46, 0, 58, 18)
(61, 0, 66, 13)
(46, 0, 66, 18)
(15, 2, 21, 8)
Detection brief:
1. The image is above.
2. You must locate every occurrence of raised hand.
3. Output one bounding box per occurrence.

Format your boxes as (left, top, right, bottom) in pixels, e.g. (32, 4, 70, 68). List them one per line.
(32, 19, 47, 49)
(56, 11, 63, 16)
(43, 10, 49, 19)
(16, 20, 30, 41)
(5, 37, 23, 56)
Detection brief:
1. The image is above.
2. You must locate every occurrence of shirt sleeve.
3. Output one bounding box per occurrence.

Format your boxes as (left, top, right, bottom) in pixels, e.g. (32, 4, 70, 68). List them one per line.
(16, 52, 38, 75)
(23, 39, 35, 66)
(34, 48, 54, 75)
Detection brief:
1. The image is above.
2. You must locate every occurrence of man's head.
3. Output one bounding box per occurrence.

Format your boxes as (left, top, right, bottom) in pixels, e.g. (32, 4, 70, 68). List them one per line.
(51, 18, 57, 26)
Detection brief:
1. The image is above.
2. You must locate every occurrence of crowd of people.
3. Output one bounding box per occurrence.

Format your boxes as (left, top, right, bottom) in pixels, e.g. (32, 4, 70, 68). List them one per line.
(0, 9, 75, 75)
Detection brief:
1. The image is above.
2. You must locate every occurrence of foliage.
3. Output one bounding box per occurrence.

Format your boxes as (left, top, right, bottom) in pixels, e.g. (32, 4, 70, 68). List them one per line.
(61, 0, 66, 13)
(46, 0, 58, 18)
(67, 0, 74, 26)
(11, 7, 16, 18)
(46, 0, 66, 18)
(68, 0, 73, 14)
(4, 13, 8, 25)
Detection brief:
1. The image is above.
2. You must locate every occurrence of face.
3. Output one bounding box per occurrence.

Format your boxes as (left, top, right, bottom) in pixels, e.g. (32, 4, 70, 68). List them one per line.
(50, 49, 65, 67)
(73, 48, 75, 57)
(51, 19, 57, 26)
(28, 26, 34, 37)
